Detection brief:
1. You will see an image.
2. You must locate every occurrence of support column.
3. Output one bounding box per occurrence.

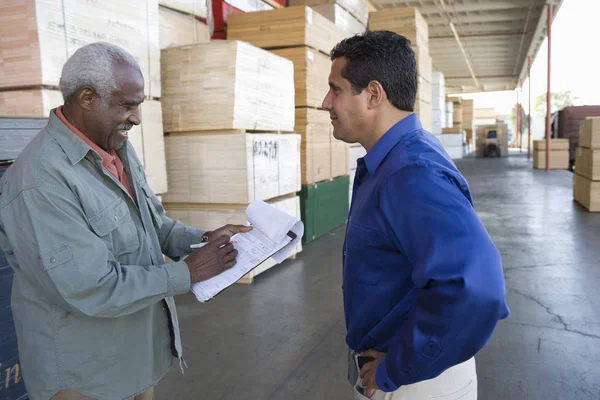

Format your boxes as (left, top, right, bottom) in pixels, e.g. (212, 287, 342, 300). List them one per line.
(546, 3, 553, 171)
(528, 55, 532, 159)
(516, 92, 520, 149)
(520, 80, 524, 152)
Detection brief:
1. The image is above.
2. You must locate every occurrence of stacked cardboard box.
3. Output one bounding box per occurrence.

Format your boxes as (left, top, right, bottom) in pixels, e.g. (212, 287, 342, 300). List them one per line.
(573, 118, 600, 211)
(533, 139, 569, 169)
(0, 0, 170, 195)
(368, 8, 432, 132)
(431, 71, 445, 136)
(160, 41, 302, 281)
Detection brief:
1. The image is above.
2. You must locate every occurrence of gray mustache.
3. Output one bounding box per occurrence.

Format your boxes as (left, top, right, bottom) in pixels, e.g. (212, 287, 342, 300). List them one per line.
(118, 124, 133, 131)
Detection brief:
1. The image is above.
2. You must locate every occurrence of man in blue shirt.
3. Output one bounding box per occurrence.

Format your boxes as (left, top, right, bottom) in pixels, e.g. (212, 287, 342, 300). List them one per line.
(322, 31, 510, 399)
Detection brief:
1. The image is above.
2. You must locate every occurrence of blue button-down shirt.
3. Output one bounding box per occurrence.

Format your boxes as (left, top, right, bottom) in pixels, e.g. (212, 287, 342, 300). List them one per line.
(343, 114, 510, 391)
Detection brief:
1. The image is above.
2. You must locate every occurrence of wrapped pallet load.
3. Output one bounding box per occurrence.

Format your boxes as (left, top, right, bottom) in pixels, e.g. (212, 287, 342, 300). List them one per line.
(574, 117, 600, 211)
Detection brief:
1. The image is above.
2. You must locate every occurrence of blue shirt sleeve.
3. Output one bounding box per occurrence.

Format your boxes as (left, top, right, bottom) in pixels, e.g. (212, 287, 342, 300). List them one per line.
(375, 162, 510, 391)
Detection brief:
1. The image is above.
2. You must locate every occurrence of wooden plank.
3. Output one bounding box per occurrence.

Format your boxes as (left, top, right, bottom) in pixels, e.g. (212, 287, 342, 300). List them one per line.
(162, 132, 301, 204)
(0, 88, 63, 118)
(0, 117, 47, 161)
(270, 47, 330, 109)
(160, 41, 295, 132)
(309, 4, 366, 36)
(226, 6, 346, 56)
(289, 0, 368, 26)
(573, 173, 600, 212)
(368, 7, 429, 51)
(159, 5, 210, 49)
(295, 108, 332, 185)
(0, 0, 161, 98)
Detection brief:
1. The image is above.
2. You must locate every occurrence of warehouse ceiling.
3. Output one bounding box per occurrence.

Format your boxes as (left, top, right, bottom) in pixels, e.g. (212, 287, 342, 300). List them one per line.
(370, 0, 564, 94)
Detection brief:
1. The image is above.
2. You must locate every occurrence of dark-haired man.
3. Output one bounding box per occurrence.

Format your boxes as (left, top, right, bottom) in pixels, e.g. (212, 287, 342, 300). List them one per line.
(322, 31, 510, 399)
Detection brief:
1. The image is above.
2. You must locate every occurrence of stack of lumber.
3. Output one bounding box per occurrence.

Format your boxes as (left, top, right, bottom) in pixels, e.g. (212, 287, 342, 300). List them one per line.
(288, 0, 368, 37)
(443, 96, 463, 133)
(462, 99, 475, 146)
(476, 124, 509, 158)
(159, 2, 211, 49)
(439, 131, 465, 160)
(348, 144, 366, 205)
(368, 7, 432, 131)
(0, 118, 48, 162)
(227, 9, 349, 180)
(574, 117, 600, 211)
(445, 100, 454, 129)
(533, 139, 569, 170)
(431, 71, 445, 136)
(160, 40, 302, 280)
(0, 0, 169, 195)
(440, 97, 464, 159)
(227, 7, 350, 242)
(474, 108, 497, 126)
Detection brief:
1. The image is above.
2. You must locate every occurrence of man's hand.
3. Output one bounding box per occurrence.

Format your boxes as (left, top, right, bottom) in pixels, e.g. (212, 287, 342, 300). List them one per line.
(359, 349, 386, 397)
(184, 235, 238, 283)
(204, 224, 252, 241)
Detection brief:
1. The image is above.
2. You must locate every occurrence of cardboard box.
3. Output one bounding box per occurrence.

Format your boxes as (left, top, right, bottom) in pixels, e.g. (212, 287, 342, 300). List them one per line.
(573, 173, 600, 212)
(575, 147, 600, 181)
(533, 150, 569, 169)
(579, 117, 600, 149)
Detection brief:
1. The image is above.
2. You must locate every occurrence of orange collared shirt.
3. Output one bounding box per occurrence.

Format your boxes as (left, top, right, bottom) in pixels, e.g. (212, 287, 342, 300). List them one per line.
(56, 106, 136, 202)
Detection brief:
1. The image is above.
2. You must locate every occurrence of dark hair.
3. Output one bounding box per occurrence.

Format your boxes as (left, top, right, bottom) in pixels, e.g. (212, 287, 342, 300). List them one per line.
(330, 30, 418, 112)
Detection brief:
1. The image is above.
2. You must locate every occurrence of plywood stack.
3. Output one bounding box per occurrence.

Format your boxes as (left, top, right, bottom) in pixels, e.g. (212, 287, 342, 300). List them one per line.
(476, 124, 509, 158)
(573, 118, 600, 212)
(368, 7, 432, 131)
(474, 108, 497, 126)
(228, 8, 350, 184)
(533, 139, 569, 169)
(440, 97, 464, 159)
(0, 0, 170, 195)
(160, 41, 301, 281)
(288, 0, 368, 38)
(431, 71, 445, 136)
(462, 99, 475, 146)
(159, 2, 211, 49)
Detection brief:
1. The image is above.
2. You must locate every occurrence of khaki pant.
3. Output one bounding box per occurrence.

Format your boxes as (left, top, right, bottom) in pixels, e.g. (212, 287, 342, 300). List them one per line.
(354, 358, 477, 400)
(51, 387, 154, 400)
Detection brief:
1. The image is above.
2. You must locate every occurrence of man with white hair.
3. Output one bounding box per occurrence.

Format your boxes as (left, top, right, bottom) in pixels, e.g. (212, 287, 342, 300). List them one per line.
(0, 42, 249, 400)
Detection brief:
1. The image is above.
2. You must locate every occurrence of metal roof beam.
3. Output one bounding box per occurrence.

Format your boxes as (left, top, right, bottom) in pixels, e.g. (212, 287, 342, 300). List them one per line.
(375, 0, 531, 14)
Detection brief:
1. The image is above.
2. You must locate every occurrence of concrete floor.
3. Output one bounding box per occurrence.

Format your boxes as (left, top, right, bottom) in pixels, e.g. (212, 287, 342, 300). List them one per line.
(156, 152, 600, 400)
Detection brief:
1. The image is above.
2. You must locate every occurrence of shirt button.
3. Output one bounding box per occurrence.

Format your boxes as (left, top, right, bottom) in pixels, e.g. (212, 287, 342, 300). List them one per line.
(114, 215, 118, 221)
(50, 257, 57, 263)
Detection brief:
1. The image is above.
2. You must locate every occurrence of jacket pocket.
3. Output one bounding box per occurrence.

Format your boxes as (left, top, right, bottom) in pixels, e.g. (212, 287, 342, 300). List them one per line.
(344, 222, 383, 286)
(40, 243, 84, 296)
(89, 197, 140, 256)
(140, 183, 163, 230)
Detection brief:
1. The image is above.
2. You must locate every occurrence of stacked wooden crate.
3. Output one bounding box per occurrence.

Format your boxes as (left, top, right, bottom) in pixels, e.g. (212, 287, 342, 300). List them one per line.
(573, 117, 600, 211)
(159, 40, 302, 281)
(533, 139, 569, 169)
(368, 7, 432, 132)
(0, 0, 169, 195)
(431, 71, 445, 136)
(288, 0, 368, 37)
(227, 7, 351, 243)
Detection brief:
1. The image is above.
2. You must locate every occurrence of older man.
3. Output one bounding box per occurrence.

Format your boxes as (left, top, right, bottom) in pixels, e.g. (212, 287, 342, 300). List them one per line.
(0, 42, 249, 400)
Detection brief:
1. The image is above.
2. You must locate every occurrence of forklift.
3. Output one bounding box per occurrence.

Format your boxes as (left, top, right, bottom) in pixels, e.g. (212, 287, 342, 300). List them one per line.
(482, 127, 502, 157)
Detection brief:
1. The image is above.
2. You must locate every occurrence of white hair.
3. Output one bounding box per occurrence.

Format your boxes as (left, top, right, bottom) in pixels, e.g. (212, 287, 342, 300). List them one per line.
(59, 42, 142, 103)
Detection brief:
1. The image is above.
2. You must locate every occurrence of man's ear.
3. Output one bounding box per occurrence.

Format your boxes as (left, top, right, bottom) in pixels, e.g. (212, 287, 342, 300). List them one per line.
(77, 88, 96, 111)
(365, 80, 386, 110)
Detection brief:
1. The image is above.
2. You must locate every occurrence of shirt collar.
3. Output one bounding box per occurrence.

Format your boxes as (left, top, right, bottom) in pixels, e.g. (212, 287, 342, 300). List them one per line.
(48, 107, 116, 167)
(364, 113, 422, 175)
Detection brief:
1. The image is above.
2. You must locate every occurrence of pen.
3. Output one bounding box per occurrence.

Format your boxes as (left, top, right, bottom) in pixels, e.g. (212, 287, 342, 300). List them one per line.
(190, 241, 237, 249)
